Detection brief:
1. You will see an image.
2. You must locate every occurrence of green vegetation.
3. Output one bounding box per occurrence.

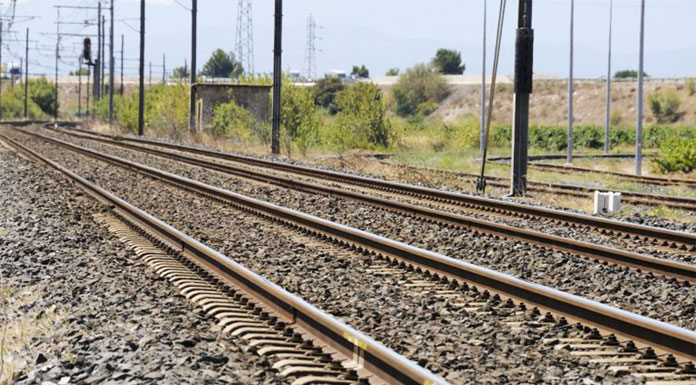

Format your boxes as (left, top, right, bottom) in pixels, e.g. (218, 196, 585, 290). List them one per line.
(431, 48, 465, 75)
(200, 49, 243, 78)
(685, 78, 696, 96)
(386, 68, 399, 76)
(614, 70, 648, 79)
(391, 64, 450, 117)
(652, 137, 696, 173)
(648, 89, 682, 123)
(210, 100, 269, 144)
(0, 85, 44, 119)
(69, 68, 89, 76)
(27, 78, 58, 116)
(333, 82, 390, 149)
(350, 65, 369, 79)
(313, 77, 345, 114)
(171, 65, 190, 79)
(280, 82, 320, 155)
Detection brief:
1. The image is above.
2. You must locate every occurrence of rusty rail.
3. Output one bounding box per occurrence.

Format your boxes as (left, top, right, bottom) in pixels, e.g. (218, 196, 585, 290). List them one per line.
(8, 130, 695, 361)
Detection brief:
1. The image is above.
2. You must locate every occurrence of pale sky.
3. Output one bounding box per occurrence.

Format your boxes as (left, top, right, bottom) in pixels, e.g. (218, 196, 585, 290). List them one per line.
(5, 0, 696, 78)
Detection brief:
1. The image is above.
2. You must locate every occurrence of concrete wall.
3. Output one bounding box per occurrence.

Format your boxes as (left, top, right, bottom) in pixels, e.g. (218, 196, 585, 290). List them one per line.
(193, 84, 271, 131)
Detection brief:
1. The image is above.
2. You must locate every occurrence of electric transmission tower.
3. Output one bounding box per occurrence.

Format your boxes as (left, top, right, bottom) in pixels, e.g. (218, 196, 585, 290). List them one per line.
(235, 0, 254, 74)
(303, 14, 317, 80)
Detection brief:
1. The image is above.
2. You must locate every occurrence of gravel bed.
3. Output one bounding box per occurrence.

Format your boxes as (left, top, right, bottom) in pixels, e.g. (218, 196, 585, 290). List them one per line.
(52, 127, 696, 262)
(0, 142, 279, 384)
(95, 128, 695, 232)
(5, 131, 653, 384)
(27, 128, 696, 329)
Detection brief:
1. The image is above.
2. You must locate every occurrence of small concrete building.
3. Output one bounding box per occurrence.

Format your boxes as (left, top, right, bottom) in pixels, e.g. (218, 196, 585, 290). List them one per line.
(193, 83, 271, 131)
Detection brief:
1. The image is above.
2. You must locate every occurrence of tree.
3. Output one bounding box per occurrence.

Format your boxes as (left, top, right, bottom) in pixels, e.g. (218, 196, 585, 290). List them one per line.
(385, 68, 399, 76)
(200, 49, 243, 78)
(172, 65, 190, 79)
(614, 70, 648, 79)
(313, 77, 345, 114)
(351, 64, 369, 78)
(431, 48, 465, 75)
(69, 68, 89, 76)
(335, 82, 390, 148)
(391, 64, 450, 117)
(27, 77, 57, 116)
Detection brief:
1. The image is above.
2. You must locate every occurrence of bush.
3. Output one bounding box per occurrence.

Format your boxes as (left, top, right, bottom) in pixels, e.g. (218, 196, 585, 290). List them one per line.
(652, 137, 696, 173)
(27, 77, 57, 116)
(649, 89, 682, 123)
(391, 64, 450, 117)
(610, 110, 623, 126)
(0, 86, 43, 119)
(431, 48, 465, 75)
(333, 82, 391, 149)
(386, 68, 399, 76)
(210, 100, 269, 144)
(416, 101, 439, 116)
(686, 78, 696, 96)
(614, 70, 648, 79)
(313, 77, 345, 114)
(281, 82, 320, 155)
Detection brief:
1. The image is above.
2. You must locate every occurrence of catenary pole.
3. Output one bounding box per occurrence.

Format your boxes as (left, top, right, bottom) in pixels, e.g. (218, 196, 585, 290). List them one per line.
(567, 0, 574, 163)
(137, 0, 145, 136)
(0, 21, 3, 118)
(108, 0, 114, 124)
(95, 2, 101, 99)
(23, 28, 28, 118)
(604, 0, 613, 154)
(78, 58, 82, 116)
(188, 0, 197, 132)
(120, 34, 124, 95)
(162, 53, 165, 84)
(636, 0, 645, 175)
(54, 8, 60, 122)
(271, 0, 283, 155)
(480, 0, 487, 155)
(101, 15, 105, 96)
(510, 0, 533, 196)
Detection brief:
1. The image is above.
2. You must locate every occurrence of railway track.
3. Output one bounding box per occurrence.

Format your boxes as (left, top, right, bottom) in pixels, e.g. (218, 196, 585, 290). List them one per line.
(53, 126, 696, 251)
(375, 160, 696, 212)
(5, 128, 696, 360)
(0, 133, 448, 385)
(25, 128, 695, 284)
(488, 158, 696, 188)
(4, 129, 696, 384)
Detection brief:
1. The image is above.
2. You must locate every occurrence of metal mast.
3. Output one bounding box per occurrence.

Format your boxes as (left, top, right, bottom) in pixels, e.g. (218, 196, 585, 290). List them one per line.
(636, 0, 645, 175)
(235, 0, 254, 74)
(604, 0, 613, 154)
(480, 0, 487, 155)
(303, 14, 317, 80)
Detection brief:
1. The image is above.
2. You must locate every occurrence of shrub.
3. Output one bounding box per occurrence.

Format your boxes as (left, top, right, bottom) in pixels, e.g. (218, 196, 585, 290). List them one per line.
(431, 48, 465, 75)
(385, 68, 399, 76)
(610, 110, 623, 126)
(210, 100, 269, 144)
(391, 64, 450, 117)
(281, 82, 320, 155)
(416, 101, 439, 116)
(652, 137, 696, 173)
(313, 77, 345, 114)
(0, 86, 43, 119)
(649, 89, 682, 123)
(614, 70, 648, 79)
(334, 82, 391, 149)
(686, 78, 696, 96)
(27, 77, 57, 116)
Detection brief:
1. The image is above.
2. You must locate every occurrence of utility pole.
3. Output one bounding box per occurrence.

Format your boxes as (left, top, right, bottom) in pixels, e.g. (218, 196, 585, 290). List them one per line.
(510, 0, 533, 196)
(23, 28, 28, 118)
(149, 61, 152, 86)
(120, 34, 124, 95)
(101, 15, 105, 97)
(567, 0, 574, 163)
(78, 58, 82, 116)
(271, 0, 282, 155)
(138, 0, 145, 136)
(108, 0, 114, 124)
(95, 2, 101, 99)
(480, 0, 487, 155)
(86, 66, 90, 117)
(636, 0, 645, 175)
(604, 0, 613, 154)
(162, 53, 165, 84)
(54, 8, 60, 122)
(188, 0, 197, 132)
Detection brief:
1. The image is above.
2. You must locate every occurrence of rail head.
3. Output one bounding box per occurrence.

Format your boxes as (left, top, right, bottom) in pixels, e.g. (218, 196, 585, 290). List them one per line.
(16, 129, 696, 360)
(0, 133, 450, 385)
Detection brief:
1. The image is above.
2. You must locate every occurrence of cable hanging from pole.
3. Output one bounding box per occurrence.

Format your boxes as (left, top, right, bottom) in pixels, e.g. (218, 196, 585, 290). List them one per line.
(476, 0, 507, 194)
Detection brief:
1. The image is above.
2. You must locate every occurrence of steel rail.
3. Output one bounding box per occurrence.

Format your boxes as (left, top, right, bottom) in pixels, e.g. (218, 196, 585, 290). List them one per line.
(491, 159, 696, 188)
(9, 130, 696, 360)
(28, 129, 696, 283)
(57, 126, 696, 248)
(374, 160, 696, 211)
(0, 133, 450, 385)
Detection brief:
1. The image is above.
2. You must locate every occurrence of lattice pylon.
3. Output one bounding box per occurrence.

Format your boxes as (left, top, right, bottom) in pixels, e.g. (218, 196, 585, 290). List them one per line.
(235, 0, 254, 74)
(303, 14, 317, 80)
